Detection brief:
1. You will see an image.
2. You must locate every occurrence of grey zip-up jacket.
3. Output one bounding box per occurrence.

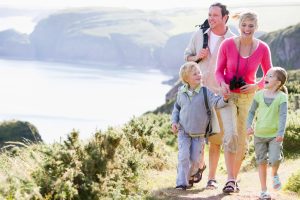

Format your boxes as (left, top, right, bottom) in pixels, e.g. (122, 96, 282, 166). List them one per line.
(171, 85, 227, 134)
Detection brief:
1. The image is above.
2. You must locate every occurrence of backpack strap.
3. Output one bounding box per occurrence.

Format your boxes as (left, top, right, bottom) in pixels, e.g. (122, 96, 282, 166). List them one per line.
(201, 19, 209, 49)
(203, 87, 212, 142)
(174, 102, 181, 111)
(195, 19, 209, 63)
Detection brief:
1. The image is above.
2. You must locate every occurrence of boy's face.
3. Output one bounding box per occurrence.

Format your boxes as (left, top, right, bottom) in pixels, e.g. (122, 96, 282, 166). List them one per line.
(186, 67, 202, 88)
(264, 69, 281, 90)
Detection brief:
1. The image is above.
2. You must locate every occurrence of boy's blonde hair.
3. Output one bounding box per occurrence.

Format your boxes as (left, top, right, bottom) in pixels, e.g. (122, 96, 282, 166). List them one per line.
(179, 62, 200, 84)
(273, 66, 288, 94)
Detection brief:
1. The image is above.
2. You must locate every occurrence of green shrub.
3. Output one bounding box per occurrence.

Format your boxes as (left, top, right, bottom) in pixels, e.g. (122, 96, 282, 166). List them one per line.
(284, 169, 300, 195)
(283, 111, 300, 159)
(0, 112, 178, 199)
(122, 114, 176, 170)
(0, 143, 43, 199)
(32, 130, 145, 199)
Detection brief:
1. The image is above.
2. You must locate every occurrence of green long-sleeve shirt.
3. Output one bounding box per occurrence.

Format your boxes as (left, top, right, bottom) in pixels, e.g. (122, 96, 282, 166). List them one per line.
(247, 90, 288, 137)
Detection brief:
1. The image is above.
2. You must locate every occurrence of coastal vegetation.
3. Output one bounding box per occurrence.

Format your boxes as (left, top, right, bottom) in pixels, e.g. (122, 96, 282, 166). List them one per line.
(0, 70, 299, 199)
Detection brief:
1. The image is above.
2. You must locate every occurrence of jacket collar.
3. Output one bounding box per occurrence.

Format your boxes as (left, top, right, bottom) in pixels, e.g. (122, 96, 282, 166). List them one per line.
(180, 84, 202, 94)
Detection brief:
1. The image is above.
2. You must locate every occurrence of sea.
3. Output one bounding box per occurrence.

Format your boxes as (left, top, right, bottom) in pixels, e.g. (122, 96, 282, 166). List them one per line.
(0, 59, 171, 143)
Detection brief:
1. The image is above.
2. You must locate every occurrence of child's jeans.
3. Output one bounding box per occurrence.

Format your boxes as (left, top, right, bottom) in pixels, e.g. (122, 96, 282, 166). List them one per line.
(176, 130, 204, 187)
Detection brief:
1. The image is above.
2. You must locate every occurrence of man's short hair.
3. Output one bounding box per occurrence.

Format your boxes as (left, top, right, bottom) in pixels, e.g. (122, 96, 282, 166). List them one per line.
(210, 2, 229, 17)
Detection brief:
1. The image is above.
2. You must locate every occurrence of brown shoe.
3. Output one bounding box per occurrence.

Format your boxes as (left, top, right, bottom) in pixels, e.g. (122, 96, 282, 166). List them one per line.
(193, 164, 206, 183)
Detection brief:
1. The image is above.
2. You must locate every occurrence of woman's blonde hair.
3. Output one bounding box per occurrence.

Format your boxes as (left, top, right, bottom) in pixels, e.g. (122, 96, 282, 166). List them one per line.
(273, 66, 288, 94)
(232, 10, 258, 28)
(179, 62, 200, 85)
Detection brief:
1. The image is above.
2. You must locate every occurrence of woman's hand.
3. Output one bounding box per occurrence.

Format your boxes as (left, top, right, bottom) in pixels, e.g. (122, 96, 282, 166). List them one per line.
(171, 123, 179, 134)
(240, 83, 258, 94)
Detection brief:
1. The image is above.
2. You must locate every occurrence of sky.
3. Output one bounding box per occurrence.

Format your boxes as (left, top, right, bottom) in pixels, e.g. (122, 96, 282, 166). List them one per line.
(0, 0, 299, 34)
(1, 0, 299, 10)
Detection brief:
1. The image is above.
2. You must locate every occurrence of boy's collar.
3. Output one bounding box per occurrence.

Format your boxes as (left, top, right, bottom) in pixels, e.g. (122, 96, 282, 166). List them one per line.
(181, 84, 202, 93)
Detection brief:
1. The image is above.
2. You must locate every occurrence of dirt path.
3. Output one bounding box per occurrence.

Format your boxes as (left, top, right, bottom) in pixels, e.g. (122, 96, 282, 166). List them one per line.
(148, 159, 300, 200)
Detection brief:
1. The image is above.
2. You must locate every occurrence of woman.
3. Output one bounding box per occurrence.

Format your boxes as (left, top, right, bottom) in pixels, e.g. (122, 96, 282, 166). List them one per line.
(215, 11, 272, 194)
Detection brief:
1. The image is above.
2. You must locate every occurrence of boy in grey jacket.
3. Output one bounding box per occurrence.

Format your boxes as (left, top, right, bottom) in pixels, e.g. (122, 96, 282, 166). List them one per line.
(171, 62, 228, 190)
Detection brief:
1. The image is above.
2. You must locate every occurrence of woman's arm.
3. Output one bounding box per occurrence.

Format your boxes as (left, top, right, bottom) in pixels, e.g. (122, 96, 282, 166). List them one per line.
(215, 41, 227, 85)
(215, 41, 230, 95)
(257, 42, 272, 89)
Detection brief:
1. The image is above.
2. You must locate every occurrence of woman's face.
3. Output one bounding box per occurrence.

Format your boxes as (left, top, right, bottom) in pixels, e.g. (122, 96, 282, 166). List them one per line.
(239, 19, 257, 39)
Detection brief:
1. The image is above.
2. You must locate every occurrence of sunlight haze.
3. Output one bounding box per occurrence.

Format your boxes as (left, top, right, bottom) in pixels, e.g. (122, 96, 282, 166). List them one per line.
(1, 0, 299, 10)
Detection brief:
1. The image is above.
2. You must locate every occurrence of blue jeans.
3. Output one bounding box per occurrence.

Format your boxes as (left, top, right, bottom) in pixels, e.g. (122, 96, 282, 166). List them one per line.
(176, 130, 204, 186)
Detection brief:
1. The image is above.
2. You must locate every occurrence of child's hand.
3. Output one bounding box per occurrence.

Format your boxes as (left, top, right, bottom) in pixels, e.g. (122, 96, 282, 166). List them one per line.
(223, 93, 230, 101)
(247, 127, 254, 135)
(171, 123, 179, 134)
(276, 136, 284, 142)
(220, 81, 230, 96)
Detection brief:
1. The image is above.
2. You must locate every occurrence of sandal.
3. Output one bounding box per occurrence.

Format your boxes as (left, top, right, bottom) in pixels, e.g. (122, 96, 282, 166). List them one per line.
(235, 182, 240, 193)
(206, 179, 218, 189)
(222, 180, 236, 194)
(188, 179, 194, 188)
(259, 191, 271, 200)
(273, 175, 282, 191)
(193, 164, 206, 183)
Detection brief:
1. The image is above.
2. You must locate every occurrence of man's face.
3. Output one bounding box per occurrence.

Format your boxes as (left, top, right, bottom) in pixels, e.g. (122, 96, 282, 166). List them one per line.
(208, 6, 227, 29)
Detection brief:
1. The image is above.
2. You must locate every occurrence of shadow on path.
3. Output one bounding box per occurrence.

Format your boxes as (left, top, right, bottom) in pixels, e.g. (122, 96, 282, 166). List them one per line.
(150, 186, 232, 200)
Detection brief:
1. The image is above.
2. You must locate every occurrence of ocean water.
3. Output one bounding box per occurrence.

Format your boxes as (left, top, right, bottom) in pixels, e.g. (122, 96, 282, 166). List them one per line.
(0, 59, 171, 143)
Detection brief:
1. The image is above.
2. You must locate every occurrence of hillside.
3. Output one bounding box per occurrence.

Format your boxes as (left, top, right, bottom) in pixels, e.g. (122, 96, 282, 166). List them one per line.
(0, 120, 42, 148)
(0, 29, 34, 59)
(260, 23, 300, 70)
(0, 71, 299, 199)
(0, 109, 299, 199)
(29, 8, 170, 67)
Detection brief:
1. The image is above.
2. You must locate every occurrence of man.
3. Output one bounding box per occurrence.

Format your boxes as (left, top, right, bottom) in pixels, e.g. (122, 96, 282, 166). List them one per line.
(184, 2, 234, 189)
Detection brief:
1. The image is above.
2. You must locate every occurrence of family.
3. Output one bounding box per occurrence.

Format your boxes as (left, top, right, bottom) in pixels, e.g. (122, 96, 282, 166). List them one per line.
(171, 3, 288, 200)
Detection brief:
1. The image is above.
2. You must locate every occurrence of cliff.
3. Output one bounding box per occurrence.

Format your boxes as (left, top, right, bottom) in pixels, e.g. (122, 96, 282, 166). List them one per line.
(260, 22, 300, 69)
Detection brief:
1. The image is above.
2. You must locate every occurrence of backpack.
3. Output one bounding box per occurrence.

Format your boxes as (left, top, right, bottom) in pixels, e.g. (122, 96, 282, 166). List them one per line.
(195, 19, 210, 63)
